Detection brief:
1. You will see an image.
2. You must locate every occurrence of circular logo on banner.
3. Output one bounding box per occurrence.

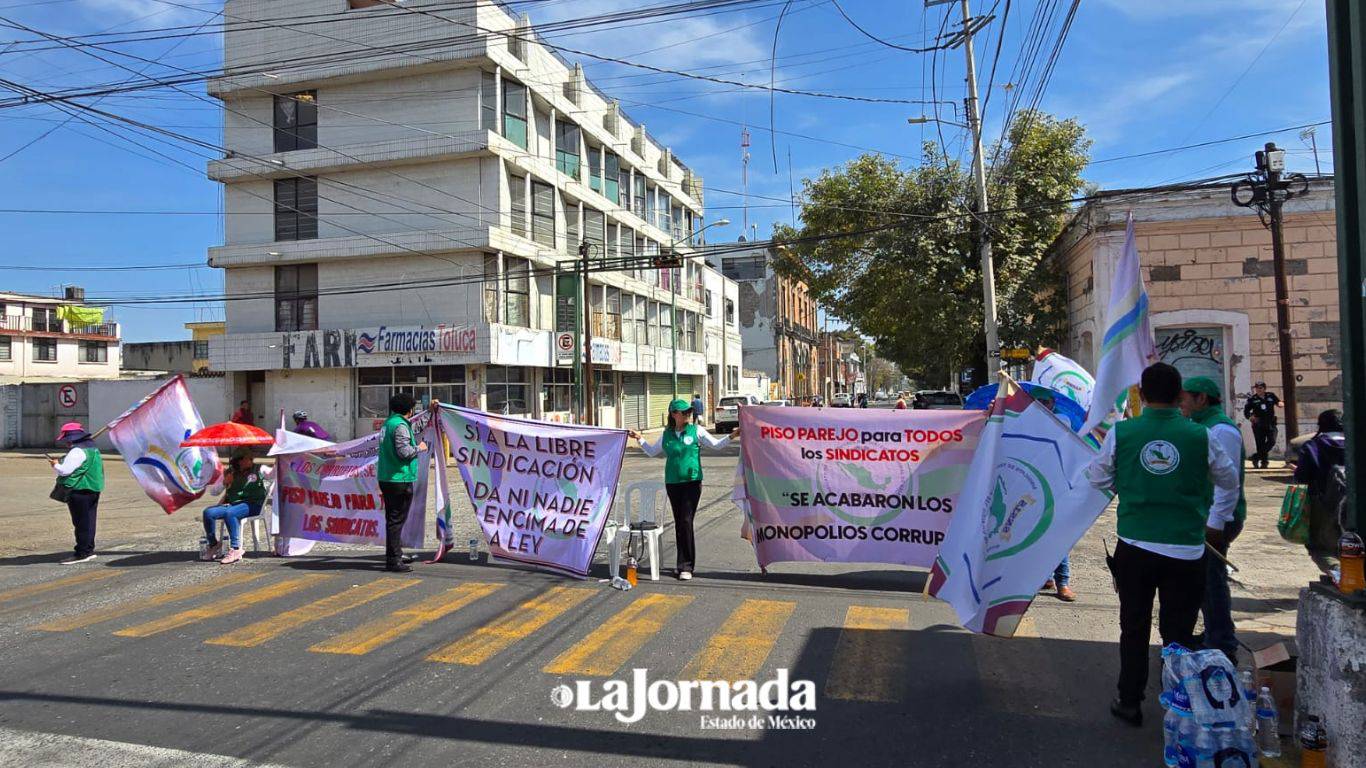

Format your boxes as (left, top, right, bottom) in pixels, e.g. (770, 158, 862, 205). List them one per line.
(1140, 440, 1180, 475)
(980, 459, 1055, 562)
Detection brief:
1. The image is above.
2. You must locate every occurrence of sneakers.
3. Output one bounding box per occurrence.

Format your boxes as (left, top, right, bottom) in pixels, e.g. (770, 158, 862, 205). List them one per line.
(61, 554, 97, 565)
(218, 548, 245, 565)
(200, 541, 222, 562)
(679, 571, 693, 581)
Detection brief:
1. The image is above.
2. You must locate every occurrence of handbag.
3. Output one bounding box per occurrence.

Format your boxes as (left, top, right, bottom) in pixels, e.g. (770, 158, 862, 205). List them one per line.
(49, 479, 71, 503)
(1277, 484, 1309, 544)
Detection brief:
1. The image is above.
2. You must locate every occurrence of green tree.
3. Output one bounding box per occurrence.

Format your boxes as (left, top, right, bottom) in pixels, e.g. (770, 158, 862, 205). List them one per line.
(773, 111, 1089, 386)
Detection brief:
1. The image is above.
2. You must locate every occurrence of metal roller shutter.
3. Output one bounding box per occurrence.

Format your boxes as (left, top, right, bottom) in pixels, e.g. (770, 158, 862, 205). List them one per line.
(648, 374, 675, 429)
(622, 374, 646, 431)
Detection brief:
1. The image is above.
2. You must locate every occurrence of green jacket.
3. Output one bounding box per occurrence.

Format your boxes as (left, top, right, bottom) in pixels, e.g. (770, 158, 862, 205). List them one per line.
(1190, 406, 1247, 524)
(61, 447, 104, 493)
(377, 413, 418, 484)
(661, 424, 703, 484)
(1113, 407, 1212, 546)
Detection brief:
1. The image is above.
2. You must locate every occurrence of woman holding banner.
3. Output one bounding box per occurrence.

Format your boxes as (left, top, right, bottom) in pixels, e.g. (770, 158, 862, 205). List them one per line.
(627, 399, 738, 581)
(200, 447, 267, 564)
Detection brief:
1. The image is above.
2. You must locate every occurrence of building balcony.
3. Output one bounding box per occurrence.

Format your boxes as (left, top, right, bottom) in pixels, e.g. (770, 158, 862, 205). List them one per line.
(0, 316, 119, 339)
(208, 130, 492, 182)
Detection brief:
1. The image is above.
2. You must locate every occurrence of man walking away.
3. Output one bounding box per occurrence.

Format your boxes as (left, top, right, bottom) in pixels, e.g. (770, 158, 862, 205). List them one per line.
(1180, 376, 1246, 664)
(1086, 363, 1239, 727)
(50, 422, 104, 564)
(1294, 409, 1347, 575)
(377, 393, 427, 573)
(691, 393, 705, 425)
(1243, 382, 1281, 468)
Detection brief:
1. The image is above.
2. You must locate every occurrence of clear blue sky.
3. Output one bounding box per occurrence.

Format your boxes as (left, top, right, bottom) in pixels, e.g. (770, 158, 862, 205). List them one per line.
(0, 0, 1333, 342)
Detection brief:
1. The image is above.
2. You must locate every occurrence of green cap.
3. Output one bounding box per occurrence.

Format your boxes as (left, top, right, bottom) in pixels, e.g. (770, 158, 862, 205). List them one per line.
(669, 398, 692, 412)
(1182, 376, 1222, 399)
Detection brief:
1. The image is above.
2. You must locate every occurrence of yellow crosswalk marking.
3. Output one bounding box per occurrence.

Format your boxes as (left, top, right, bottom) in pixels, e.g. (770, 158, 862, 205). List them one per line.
(680, 599, 795, 682)
(206, 578, 418, 648)
(113, 575, 329, 638)
(427, 586, 596, 666)
(309, 582, 503, 656)
(824, 605, 911, 702)
(544, 593, 693, 677)
(0, 570, 121, 608)
(33, 573, 266, 632)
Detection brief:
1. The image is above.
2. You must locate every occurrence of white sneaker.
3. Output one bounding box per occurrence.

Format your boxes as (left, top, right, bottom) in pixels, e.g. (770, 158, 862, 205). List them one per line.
(679, 571, 693, 581)
(61, 554, 97, 565)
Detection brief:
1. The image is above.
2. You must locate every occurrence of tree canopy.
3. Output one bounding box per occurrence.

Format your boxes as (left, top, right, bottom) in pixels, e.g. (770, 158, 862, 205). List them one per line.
(773, 111, 1090, 387)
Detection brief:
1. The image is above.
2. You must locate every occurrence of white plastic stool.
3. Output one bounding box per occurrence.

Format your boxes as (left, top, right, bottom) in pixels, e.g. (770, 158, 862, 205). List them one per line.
(218, 515, 270, 553)
(607, 480, 666, 581)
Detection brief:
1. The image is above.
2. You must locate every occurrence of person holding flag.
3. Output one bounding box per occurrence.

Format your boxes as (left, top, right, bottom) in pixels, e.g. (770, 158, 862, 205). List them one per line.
(1085, 363, 1239, 726)
(50, 422, 104, 565)
(378, 393, 427, 573)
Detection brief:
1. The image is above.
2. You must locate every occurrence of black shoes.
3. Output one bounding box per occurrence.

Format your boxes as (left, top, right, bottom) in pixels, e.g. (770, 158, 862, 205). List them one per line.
(385, 562, 413, 573)
(1110, 698, 1143, 727)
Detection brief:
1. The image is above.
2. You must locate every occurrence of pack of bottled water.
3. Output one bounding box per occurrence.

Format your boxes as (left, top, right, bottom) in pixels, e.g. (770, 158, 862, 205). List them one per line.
(1159, 644, 1258, 767)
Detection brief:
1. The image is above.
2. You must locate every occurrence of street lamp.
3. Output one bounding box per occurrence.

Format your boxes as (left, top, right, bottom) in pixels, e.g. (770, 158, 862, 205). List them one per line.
(668, 218, 730, 399)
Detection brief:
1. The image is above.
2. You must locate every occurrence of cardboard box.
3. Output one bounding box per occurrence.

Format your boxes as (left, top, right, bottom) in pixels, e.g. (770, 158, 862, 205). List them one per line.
(1252, 641, 1297, 737)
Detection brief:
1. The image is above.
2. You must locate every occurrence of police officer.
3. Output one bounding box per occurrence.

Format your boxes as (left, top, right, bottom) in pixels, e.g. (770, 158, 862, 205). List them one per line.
(1086, 363, 1239, 726)
(377, 393, 427, 573)
(1180, 376, 1246, 664)
(1242, 382, 1281, 468)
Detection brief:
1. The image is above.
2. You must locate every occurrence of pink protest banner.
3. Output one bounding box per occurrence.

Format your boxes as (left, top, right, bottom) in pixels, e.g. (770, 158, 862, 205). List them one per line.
(436, 403, 626, 578)
(272, 412, 433, 549)
(736, 406, 986, 568)
(106, 375, 221, 514)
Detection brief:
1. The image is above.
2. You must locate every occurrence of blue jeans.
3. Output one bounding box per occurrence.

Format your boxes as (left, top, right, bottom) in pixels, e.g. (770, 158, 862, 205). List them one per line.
(1202, 518, 1243, 661)
(1052, 555, 1071, 587)
(203, 502, 261, 549)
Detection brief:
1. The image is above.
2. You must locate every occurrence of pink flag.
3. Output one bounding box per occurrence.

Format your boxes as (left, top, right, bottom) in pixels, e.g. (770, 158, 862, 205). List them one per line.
(106, 376, 221, 514)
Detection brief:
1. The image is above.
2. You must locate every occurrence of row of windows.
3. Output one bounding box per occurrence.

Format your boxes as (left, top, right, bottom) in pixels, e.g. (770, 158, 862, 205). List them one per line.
(0, 336, 106, 363)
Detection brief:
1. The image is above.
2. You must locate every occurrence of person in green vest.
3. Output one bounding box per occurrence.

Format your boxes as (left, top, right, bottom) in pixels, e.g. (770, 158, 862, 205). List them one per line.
(378, 392, 427, 573)
(1085, 363, 1239, 727)
(50, 422, 104, 565)
(1179, 376, 1247, 664)
(200, 447, 267, 565)
(627, 399, 739, 581)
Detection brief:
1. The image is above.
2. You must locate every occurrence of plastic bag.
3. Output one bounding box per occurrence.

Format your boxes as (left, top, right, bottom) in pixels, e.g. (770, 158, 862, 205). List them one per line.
(1278, 484, 1309, 544)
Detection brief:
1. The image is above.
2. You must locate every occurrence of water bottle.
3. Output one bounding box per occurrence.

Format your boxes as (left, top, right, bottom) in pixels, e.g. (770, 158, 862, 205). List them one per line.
(1162, 645, 1195, 715)
(1339, 530, 1365, 594)
(625, 555, 638, 587)
(468, 538, 479, 562)
(1255, 687, 1280, 757)
(1298, 715, 1327, 768)
(1175, 717, 1200, 768)
(197, 536, 209, 558)
(1192, 663, 1241, 729)
(1239, 670, 1257, 731)
(1192, 727, 1216, 768)
(1163, 709, 1182, 766)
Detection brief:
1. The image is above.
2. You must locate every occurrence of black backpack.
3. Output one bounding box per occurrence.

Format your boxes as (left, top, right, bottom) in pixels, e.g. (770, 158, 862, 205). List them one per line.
(1322, 463, 1349, 527)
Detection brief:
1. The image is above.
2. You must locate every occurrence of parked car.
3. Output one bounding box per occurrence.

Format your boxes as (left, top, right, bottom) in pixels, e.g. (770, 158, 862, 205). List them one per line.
(714, 394, 762, 432)
(831, 393, 853, 407)
(763, 399, 791, 407)
(911, 390, 964, 410)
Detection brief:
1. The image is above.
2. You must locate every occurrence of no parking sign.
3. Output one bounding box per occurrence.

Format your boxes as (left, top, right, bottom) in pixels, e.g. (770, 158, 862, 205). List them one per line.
(57, 384, 78, 409)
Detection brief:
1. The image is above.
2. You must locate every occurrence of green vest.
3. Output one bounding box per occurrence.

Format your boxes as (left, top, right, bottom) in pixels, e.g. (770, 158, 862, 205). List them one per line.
(377, 413, 418, 483)
(61, 447, 104, 492)
(661, 424, 703, 484)
(1113, 407, 1211, 546)
(1191, 406, 1247, 524)
(225, 468, 266, 507)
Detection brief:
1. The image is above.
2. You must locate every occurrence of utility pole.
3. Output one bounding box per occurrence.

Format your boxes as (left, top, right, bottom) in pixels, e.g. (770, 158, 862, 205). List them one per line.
(1300, 126, 1323, 177)
(1232, 142, 1310, 444)
(579, 240, 596, 425)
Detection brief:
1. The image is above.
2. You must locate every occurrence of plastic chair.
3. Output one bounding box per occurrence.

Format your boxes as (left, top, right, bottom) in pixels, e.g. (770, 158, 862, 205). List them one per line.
(218, 514, 270, 553)
(607, 480, 666, 581)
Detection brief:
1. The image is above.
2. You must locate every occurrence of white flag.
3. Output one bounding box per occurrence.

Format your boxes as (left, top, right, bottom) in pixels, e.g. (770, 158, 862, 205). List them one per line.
(1029, 348, 1095, 412)
(1082, 214, 1156, 433)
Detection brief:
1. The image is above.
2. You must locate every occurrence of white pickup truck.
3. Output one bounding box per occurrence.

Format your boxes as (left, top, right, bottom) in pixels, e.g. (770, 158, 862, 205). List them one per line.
(713, 394, 762, 432)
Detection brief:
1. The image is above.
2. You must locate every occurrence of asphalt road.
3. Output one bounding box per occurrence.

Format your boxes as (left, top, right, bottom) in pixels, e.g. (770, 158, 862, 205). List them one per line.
(0, 446, 1318, 768)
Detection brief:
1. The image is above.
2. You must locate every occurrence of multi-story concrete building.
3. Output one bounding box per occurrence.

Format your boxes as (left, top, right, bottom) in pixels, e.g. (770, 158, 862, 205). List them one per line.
(206, 0, 722, 438)
(712, 243, 819, 400)
(0, 291, 120, 382)
(1050, 178, 1341, 449)
(700, 264, 743, 416)
(817, 331, 864, 400)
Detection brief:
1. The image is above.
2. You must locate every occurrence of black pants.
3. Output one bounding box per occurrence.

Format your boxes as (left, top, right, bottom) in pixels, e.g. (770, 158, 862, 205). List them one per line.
(1251, 422, 1277, 466)
(379, 481, 413, 566)
(66, 490, 99, 558)
(1114, 539, 1206, 705)
(666, 480, 702, 574)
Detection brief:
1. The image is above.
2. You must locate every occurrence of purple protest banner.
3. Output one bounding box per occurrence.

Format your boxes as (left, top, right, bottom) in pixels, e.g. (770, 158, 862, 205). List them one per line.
(737, 406, 986, 569)
(436, 403, 627, 578)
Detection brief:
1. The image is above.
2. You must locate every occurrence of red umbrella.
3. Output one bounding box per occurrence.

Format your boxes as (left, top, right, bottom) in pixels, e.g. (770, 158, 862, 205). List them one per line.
(180, 421, 274, 447)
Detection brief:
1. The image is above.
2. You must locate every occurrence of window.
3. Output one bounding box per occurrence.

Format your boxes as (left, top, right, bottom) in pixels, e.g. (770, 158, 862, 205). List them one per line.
(502, 80, 528, 149)
(273, 91, 317, 153)
(725, 297, 736, 326)
(726, 365, 740, 391)
(193, 340, 209, 359)
(33, 338, 56, 362)
(588, 146, 603, 193)
(555, 120, 581, 178)
(564, 198, 579, 252)
(722, 255, 765, 281)
(483, 254, 500, 323)
(633, 175, 646, 217)
(509, 173, 527, 236)
(428, 365, 467, 408)
(645, 184, 658, 228)
(79, 341, 107, 363)
(621, 294, 636, 344)
(618, 164, 631, 209)
(660, 302, 673, 347)
(646, 301, 659, 346)
(598, 379, 617, 409)
(543, 368, 573, 413)
(605, 286, 621, 340)
(274, 177, 318, 241)
(32, 307, 58, 332)
(358, 366, 465, 418)
(480, 71, 497, 132)
(705, 290, 715, 317)
(584, 208, 604, 257)
(607, 223, 620, 260)
(0, 336, 10, 361)
(605, 152, 620, 203)
(504, 256, 530, 327)
(486, 366, 530, 415)
(633, 294, 647, 345)
(274, 264, 318, 332)
(531, 181, 555, 248)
